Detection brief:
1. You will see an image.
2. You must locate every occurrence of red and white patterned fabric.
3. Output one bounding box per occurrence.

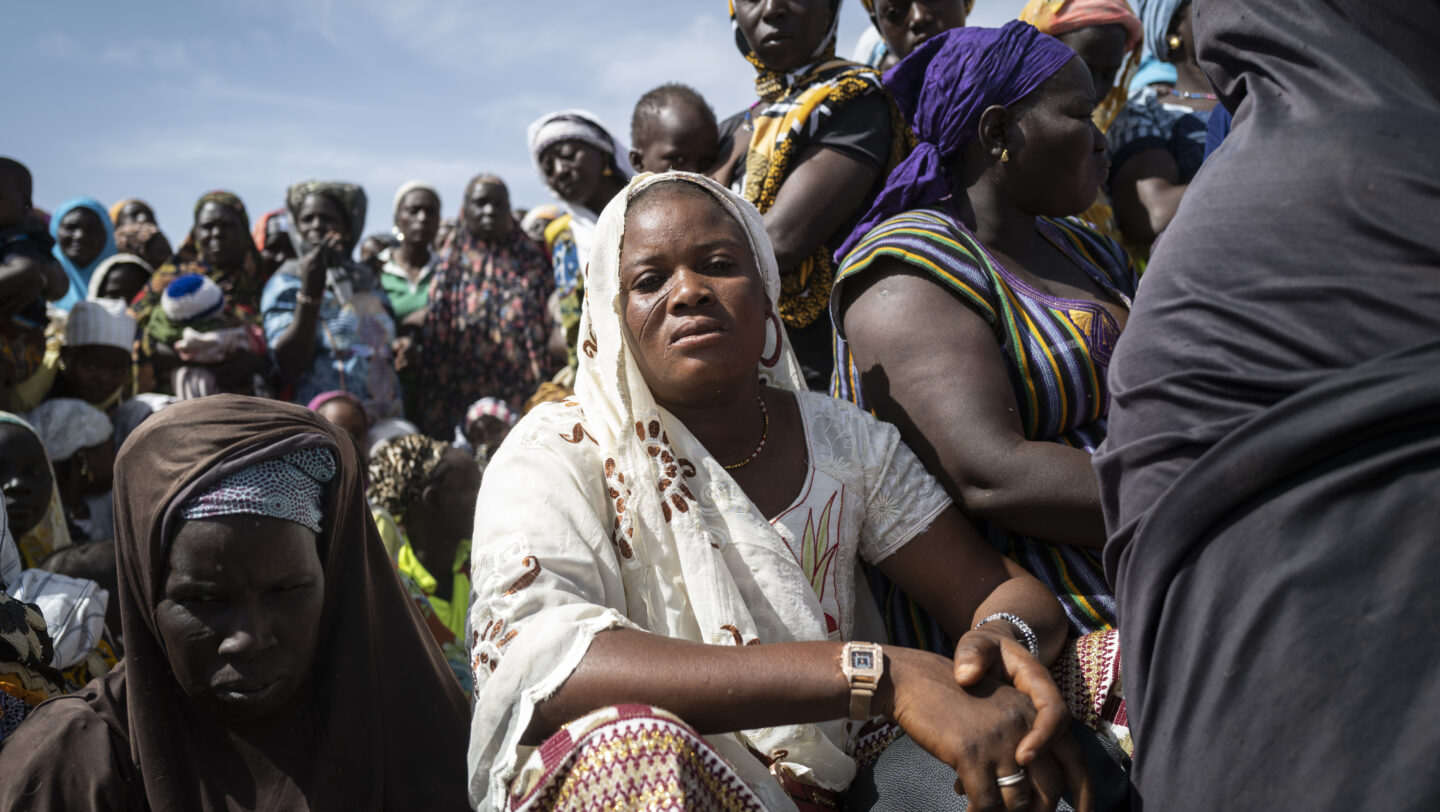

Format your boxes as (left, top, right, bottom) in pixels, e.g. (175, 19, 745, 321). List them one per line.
(1050, 628, 1130, 756)
(508, 705, 767, 812)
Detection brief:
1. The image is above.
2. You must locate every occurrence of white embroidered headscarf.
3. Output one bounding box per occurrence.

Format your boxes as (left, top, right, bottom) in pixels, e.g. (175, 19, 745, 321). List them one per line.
(574, 172, 855, 786)
(466, 173, 859, 809)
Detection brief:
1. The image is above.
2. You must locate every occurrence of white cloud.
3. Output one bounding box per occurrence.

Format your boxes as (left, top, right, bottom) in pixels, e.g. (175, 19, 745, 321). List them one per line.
(34, 29, 81, 60)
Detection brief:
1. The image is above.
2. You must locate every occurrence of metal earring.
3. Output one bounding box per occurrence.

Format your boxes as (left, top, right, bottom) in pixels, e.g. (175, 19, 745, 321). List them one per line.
(1000, 148, 1010, 163)
(392, 225, 405, 243)
(761, 311, 784, 368)
(602, 166, 614, 177)
(1168, 34, 1183, 51)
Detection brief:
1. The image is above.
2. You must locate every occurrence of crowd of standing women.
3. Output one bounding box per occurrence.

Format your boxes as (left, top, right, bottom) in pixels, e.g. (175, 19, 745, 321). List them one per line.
(0, 0, 1435, 809)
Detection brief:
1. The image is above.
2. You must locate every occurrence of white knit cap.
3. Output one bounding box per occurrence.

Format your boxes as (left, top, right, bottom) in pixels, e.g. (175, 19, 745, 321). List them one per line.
(63, 299, 136, 352)
(26, 398, 112, 462)
(393, 180, 439, 214)
(161, 274, 225, 324)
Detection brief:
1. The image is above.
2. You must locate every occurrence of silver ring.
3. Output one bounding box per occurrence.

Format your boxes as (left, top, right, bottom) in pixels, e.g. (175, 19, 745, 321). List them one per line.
(995, 769, 1028, 788)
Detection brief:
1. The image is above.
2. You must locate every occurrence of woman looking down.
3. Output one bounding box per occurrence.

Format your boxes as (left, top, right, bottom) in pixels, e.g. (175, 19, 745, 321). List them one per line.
(0, 395, 470, 810)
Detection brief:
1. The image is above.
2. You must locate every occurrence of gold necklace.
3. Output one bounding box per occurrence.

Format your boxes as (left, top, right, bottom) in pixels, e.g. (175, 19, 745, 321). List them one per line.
(722, 394, 770, 471)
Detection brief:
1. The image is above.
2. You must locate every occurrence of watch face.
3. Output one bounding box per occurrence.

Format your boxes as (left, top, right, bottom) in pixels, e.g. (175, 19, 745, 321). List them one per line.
(850, 650, 874, 669)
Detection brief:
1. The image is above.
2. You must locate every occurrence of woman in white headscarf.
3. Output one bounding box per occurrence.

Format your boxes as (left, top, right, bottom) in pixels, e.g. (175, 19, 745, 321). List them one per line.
(466, 173, 1090, 811)
(377, 180, 442, 323)
(26, 398, 115, 542)
(525, 110, 634, 374)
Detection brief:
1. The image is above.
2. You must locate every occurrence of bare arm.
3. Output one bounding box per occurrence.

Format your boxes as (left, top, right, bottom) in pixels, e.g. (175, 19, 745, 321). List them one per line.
(1110, 147, 1188, 246)
(534, 506, 1066, 738)
(532, 629, 1085, 809)
(879, 505, 1069, 664)
(529, 632, 849, 741)
(839, 263, 1107, 547)
(708, 123, 752, 188)
(269, 237, 336, 385)
(763, 145, 879, 272)
(527, 504, 1089, 808)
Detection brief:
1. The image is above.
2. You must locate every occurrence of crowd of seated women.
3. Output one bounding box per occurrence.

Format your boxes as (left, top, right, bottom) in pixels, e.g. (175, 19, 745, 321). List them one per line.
(1, 0, 1435, 810)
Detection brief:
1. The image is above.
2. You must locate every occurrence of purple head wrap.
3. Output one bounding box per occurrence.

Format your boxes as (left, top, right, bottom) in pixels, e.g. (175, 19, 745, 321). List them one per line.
(835, 22, 1077, 261)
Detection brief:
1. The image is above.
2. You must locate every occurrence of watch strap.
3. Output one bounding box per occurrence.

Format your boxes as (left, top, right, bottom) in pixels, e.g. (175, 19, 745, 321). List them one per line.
(840, 641, 884, 722)
(848, 684, 874, 721)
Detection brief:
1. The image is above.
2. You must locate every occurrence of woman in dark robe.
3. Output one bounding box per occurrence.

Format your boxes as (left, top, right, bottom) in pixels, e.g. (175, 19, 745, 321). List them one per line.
(1095, 0, 1440, 807)
(0, 395, 470, 810)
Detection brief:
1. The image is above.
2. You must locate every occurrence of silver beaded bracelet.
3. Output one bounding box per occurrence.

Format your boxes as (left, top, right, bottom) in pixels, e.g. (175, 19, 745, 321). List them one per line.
(974, 612, 1040, 659)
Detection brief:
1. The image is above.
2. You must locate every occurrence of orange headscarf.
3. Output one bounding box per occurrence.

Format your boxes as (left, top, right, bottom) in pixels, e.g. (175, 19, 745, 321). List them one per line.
(1020, 0, 1142, 131)
(251, 207, 286, 251)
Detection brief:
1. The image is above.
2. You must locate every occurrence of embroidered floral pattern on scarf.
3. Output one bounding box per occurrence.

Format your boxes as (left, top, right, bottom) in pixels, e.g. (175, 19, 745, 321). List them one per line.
(466, 173, 954, 811)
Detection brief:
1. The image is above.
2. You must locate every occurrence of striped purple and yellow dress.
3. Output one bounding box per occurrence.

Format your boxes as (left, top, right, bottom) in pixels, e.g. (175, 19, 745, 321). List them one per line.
(831, 206, 1136, 644)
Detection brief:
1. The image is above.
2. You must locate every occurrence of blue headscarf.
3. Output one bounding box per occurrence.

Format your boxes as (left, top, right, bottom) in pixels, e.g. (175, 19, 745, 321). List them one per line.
(835, 22, 1075, 261)
(49, 197, 117, 312)
(1138, 0, 1186, 62)
(1129, 54, 1178, 93)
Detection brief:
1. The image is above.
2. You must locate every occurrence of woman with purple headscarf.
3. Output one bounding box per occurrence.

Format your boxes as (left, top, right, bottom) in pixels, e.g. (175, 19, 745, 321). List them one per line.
(829, 20, 1136, 777)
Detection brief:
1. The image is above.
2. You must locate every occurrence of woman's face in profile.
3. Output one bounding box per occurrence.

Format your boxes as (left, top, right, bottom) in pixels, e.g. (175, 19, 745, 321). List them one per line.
(155, 514, 325, 723)
(619, 186, 768, 408)
(1006, 57, 1111, 218)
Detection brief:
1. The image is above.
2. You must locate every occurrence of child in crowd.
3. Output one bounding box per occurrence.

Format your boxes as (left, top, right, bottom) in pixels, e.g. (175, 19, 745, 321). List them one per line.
(86, 254, 153, 304)
(628, 83, 721, 175)
(0, 159, 68, 403)
(146, 273, 266, 398)
(454, 396, 516, 459)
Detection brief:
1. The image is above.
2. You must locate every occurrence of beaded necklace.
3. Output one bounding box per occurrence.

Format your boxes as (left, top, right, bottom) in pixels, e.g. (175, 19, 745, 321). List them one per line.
(722, 394, 770, 471)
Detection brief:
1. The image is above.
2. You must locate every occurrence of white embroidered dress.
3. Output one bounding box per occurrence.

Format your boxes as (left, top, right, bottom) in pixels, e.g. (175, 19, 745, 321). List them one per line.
(465, 173, 951, 811)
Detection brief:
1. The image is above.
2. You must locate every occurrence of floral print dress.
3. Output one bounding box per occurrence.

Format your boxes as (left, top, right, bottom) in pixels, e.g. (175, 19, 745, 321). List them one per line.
(414, 223, 554, 437)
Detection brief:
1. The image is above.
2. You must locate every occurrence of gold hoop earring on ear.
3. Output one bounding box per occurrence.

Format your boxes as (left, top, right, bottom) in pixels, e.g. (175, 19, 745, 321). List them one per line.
(1000, 148, 1011, 163)
(1168, 34, 1183, 51)
(602, 166, 614, 177)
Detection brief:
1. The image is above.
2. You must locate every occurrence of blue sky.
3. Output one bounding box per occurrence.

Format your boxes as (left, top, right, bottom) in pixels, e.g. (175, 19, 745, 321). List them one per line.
(8, 0, 1024, 244)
